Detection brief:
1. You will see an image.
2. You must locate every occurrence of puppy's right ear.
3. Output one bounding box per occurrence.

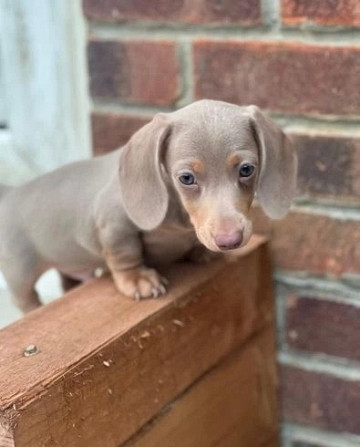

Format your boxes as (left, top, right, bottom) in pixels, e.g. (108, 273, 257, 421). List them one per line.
(119, 114, 171, 231)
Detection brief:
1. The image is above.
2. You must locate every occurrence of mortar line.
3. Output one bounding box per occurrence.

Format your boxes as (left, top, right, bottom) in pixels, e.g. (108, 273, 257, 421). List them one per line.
(261, 0, 281, 29)
(275, 278, 360, 307)
(280, 433, 293, 447)
(270, 114, 360, 137)
(279, 350, 360, 380)
(276, 270, 360, 291)
(88, 21, 360, 46)
(275, 284, 289, 348)
(92, 100, 173, 116)
(294, 199, 360, 212)
(290, 202, 360, 220)
(283, 422, 360, 447)
(176, 40, 194, 107)
(91, 101, 360, 134)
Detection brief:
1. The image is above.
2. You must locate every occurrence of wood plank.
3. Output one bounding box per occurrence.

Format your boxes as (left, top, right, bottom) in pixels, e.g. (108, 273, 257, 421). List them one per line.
(124, 326, 279, 447)
(0, 236, 273, 447)
(260, 437, 279, 447)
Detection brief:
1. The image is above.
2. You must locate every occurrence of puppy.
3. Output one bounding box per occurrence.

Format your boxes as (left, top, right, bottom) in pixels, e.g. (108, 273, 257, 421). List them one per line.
(0, 100, 297, 312)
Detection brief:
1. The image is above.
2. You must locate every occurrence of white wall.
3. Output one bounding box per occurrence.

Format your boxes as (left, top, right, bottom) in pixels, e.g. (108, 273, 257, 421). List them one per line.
(0, 0, 91, 327)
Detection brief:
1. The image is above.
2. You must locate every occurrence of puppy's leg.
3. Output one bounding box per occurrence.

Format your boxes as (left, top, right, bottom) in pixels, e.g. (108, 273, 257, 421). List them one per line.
(1, 265, 42, 313)
(0, 230, 44, 312)
(100, 231, 167, 300)
(111, 266, 168, 301)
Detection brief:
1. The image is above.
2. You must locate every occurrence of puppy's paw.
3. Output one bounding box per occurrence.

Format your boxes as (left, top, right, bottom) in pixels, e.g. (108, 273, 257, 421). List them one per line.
(187, 245, 223, 264)
(113, 267, 168, 301)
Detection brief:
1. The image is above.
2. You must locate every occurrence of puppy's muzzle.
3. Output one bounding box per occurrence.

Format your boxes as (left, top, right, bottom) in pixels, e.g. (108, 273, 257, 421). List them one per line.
(214, 230, 243, 251)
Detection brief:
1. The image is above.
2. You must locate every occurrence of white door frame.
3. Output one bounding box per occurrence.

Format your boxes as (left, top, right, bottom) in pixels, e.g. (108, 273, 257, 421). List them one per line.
(0, 0, 91, 327)
(0, 0, 91, 185)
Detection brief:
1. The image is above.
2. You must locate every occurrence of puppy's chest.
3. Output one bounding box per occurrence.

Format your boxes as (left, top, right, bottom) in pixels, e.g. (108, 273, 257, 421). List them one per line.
(142, 225, 197, 265)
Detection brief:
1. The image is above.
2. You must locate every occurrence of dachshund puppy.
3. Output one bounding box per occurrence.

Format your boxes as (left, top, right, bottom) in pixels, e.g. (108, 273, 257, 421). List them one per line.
(0, 100, 297, 312)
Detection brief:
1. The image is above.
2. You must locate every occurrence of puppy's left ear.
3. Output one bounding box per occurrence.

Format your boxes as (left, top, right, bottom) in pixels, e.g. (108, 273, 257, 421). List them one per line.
(248, 105, 298, 219)
(119, 113, 171, 230)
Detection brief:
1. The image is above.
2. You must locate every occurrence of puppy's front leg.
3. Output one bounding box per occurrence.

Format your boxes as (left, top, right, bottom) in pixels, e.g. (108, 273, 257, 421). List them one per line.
(101, 233, 168, 301)
(113, 266, 168, 301)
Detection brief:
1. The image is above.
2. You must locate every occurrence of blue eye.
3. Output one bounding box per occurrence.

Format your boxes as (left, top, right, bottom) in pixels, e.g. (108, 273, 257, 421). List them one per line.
(239, 164, 255, 178)
(179, 173, 196, 185)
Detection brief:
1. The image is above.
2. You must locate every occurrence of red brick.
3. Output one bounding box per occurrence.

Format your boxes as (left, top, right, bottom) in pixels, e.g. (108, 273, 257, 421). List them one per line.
(194, 41, 360, 115)
(88, 40, 179, 106)
(91, 112, 150, 155)
(272, 212, 360, 276)
(282, 0, 360, 26)
(281, 366, 360, 434)
(208, 197, 360, 280)
(293, 134, 360, 204)
(83, 0, 261, 25)
(286, 295, 360, 361)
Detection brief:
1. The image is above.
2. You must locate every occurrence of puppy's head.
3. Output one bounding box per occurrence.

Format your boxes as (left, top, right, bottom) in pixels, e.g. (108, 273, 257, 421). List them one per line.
(119, 100, 297, 252)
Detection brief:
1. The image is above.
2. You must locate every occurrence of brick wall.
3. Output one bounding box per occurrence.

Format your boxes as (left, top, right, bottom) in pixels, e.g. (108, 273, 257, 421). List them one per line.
(82, 1, 360, 445)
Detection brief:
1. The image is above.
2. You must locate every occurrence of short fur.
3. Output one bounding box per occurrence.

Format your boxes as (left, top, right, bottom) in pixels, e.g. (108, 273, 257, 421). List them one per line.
(0, 100, 297, 312)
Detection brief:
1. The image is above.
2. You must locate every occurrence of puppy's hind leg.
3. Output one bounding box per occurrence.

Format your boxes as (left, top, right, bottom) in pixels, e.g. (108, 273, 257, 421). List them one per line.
(1, 259, 43, 313)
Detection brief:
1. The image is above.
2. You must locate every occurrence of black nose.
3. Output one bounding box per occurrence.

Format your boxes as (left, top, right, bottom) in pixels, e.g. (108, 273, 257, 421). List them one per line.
(215, 231, 243, 250)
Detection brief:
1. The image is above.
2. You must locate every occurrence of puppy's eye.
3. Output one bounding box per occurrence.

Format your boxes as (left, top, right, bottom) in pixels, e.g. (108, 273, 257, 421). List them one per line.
(239, 164, 255, 178)
(179, 173, 196, 186)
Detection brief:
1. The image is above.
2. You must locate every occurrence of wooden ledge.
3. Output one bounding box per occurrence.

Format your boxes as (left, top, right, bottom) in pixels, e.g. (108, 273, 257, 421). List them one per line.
(0, 235, 277, 447)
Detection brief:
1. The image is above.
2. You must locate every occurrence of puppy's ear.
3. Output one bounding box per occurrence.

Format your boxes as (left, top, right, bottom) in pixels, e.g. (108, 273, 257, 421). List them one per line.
(248, 105, 297, 219)
(119, 114, 171, 230)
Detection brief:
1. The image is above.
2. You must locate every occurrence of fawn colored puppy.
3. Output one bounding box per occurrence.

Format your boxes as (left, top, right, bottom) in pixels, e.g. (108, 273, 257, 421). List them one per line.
(0, 100, 297, 312)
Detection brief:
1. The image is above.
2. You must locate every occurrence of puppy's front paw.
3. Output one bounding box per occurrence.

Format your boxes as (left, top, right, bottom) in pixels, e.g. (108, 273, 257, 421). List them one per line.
(187, 245, 223, 264)
(113, 267, 168, 301)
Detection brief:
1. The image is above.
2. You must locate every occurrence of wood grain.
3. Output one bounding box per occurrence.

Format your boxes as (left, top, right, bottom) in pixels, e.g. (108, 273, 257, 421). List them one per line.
(125, 327, 279, 447)
(0, 235, 274, 447)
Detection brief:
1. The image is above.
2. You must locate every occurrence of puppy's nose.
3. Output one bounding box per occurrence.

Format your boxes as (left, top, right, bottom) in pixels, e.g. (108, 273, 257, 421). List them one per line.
(214, 231, 243, 250)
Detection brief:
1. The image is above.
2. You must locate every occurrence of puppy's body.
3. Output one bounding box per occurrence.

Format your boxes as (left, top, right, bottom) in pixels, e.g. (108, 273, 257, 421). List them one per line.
(0, 100, 297, 312)
(0, 150, 196, 308)
(1, 152, 116, 275)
